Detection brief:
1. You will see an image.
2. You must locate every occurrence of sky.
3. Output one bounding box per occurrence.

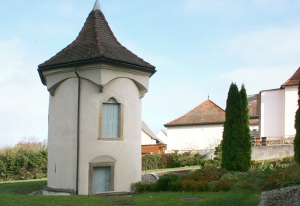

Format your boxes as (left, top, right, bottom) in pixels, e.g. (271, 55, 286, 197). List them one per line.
(1, 0, 300, 147)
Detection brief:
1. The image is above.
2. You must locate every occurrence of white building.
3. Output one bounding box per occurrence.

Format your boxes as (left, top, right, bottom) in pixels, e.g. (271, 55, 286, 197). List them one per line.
(164, 100, 225, 152)
(164, 67, 300, 153)
(141, 121, 163, 145)
(260, 67, 300, 141)
(38, 0, 156, 195)
(156, 129, 168, 145)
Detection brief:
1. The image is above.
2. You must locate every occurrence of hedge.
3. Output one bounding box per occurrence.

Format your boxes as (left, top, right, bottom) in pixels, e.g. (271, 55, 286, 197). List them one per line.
(0, 139, 47, 181)
(142, 150, 205, 170)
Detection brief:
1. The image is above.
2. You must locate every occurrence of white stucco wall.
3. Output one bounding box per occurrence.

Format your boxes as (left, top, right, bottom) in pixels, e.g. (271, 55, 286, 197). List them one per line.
(250, 125, 259, 131)
(47, 78, 78, 190)
(141, 130, 156, 145)
(45, 62, 151, 195)
(284, 86, 297, 137)
(156, 130, 168, 144)
(260, 89, 285, 138)
(166, 124, 223, 152)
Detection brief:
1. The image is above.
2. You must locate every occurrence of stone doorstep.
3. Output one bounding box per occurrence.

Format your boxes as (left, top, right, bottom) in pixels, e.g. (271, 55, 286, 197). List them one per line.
(42, 186, 74, 196)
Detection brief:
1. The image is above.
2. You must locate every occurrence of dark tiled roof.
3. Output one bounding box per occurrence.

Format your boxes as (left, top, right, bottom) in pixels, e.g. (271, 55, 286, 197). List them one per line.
(164, 100, 225, 127)
(38, 9, 155, 71)
(282, 67, 300, 87)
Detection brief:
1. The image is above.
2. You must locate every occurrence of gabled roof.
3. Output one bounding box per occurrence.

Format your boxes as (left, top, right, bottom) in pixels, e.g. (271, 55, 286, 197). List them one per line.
(164, 100, 225, 127)
(142, 121, 164, 144)
(281, 67, 300, 88)
(38, 2, 155, 75)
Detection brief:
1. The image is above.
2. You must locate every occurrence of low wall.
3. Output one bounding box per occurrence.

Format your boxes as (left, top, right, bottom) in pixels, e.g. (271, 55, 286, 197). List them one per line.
(170, 145, 294, 161)
(251, 145, 294, 160)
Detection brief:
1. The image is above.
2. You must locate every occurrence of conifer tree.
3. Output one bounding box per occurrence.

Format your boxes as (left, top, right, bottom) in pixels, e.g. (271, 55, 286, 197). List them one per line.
(222, 83, 244, 171)
(294, 81, 300, 164)
(239, 84, 252, 171)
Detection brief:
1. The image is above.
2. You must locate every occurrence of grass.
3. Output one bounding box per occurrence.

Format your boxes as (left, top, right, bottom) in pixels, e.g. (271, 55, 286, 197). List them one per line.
(0, 178, 47, 195)
(0, 179, 261, 206)
(134, 190, 260, 206)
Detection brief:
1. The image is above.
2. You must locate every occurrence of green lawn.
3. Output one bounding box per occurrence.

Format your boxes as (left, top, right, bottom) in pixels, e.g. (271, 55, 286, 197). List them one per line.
(0, 179, 261, 206)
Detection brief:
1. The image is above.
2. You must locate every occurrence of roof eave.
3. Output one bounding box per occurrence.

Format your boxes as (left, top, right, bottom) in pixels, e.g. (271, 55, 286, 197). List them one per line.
(280, 83, 299, 89)
(164, 121, 225, 127)
(38, 57, 156, 85)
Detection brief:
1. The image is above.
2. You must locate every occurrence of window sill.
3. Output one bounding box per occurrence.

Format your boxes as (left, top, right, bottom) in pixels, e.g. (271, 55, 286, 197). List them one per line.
(97, 137, 124, 141)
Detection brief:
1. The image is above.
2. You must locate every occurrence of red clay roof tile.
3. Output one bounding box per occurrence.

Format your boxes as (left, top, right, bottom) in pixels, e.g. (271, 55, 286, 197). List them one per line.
(250, 119, 259, 125)
(164, 100, 225, 126)
(282, 67, 300, 87)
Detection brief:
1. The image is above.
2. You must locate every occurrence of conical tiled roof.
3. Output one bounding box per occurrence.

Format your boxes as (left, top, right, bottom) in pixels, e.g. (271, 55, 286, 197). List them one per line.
(281, 67, 300, 87)
(164, 100, 225, 127)
(38, 4, 155, 72)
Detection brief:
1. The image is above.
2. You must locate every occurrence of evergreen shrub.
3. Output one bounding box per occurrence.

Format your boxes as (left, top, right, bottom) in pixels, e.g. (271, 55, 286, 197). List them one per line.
(222, 83, 251, 171)
(294, 81, 300, 164)
(239, 84, 252, 170)
(156, 173, 179, 191)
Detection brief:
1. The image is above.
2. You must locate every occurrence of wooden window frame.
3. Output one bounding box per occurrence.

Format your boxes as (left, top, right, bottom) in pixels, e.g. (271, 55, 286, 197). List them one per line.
(98, 97, 124, 141)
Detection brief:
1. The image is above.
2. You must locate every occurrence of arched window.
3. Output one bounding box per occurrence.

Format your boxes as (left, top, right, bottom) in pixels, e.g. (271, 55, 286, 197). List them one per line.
(99, 97, 123, 140)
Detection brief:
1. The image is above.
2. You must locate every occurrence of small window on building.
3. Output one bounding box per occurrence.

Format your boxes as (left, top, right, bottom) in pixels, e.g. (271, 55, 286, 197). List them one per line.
(99, 97, 123, 140)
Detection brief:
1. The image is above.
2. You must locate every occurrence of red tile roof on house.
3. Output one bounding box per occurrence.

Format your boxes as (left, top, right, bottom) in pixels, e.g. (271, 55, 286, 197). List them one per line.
(164, 100, 225, 127)
(250, 119, 259, 125)
(281, 67, 300, 87)
(38, 2, 155, 79)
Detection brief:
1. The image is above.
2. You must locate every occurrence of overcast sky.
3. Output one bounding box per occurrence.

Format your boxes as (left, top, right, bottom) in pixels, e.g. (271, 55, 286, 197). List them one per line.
(1, 0, 300, 147)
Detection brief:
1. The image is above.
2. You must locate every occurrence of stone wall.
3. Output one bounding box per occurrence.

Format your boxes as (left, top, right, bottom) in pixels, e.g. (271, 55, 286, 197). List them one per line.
(259, 186, 300, 206)
(252, 145, 294, 160)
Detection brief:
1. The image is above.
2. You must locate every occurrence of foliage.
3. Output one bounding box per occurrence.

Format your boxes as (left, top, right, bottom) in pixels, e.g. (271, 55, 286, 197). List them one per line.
(170, 179, 209, 192)
(134, 182, 157, 193)
(222, 83, 251, 172)
(142, 151, 205, 170)
(156, 173, 179, 191)
(185, 166, 226, 182)
(0, 138, 47, 181)
(260, 164, 300, 190)
(137, 158, 300, 194)
(294, 81, 300, 164)
(211, 178, 234, 192)
(238, 181, 255, 190)
(213, 141, 222, 162)
(171, 150, 181, 167)
(239, 84, 252, 170)
(142, 154, 163, 170)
